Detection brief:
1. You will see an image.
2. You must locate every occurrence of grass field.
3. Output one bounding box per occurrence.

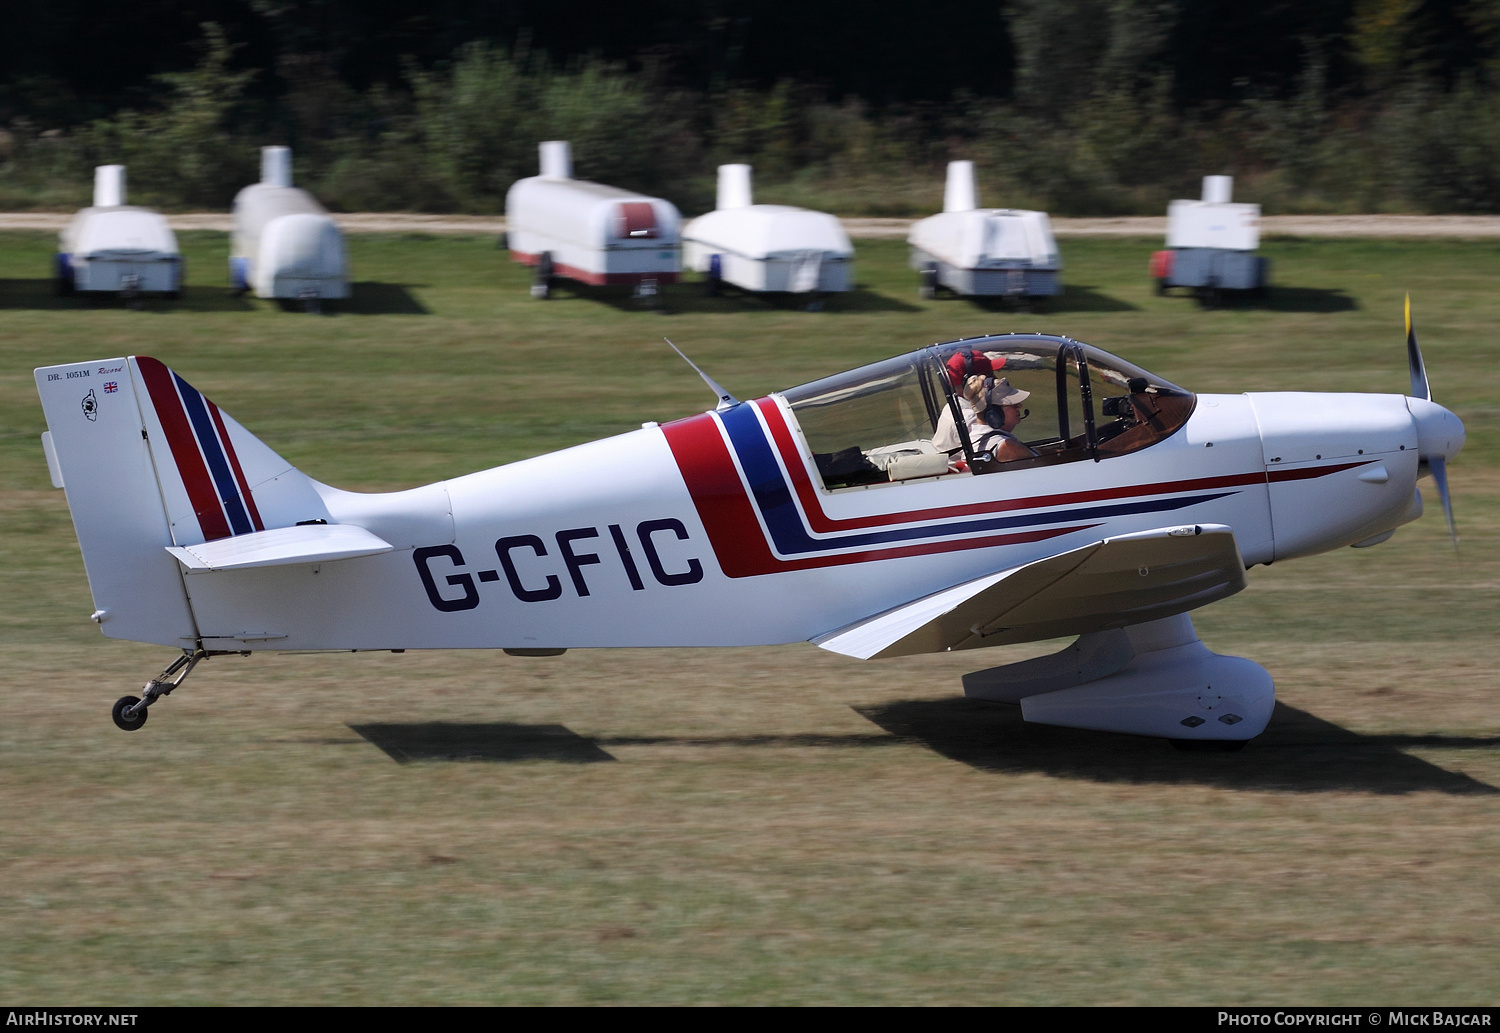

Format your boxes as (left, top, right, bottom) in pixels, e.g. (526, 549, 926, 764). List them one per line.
(2, 232, 1498, 1004)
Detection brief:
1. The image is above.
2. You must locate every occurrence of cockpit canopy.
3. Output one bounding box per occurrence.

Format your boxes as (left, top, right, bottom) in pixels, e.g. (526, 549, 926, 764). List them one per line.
(780, 334, 1195, 490)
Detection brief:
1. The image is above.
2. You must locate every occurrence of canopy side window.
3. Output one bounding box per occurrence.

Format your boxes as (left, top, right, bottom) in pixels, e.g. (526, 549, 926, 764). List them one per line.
(781, 337, 1195, 491)
(783, 354, 958, 490)
(942, 340, 1195, 473)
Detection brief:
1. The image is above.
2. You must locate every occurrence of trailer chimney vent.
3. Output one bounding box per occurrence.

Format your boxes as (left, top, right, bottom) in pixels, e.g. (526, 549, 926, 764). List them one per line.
(262, 146, 293, 187)
(539, 141, 573, 180)
(717, 164, 753, 210)
(944, 161, 978, 213)
(1202, 175, 1233, 204)
(94, 165, 126, 208)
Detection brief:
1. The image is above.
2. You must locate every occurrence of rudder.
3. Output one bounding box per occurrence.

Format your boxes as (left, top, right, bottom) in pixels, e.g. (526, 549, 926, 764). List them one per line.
(36, 358, 196, 646)
(35, 356, 328, 646)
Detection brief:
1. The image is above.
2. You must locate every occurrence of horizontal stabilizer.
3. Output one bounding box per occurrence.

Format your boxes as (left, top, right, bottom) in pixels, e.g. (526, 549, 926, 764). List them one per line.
(167, 523, 392, 571)
(814, 524, 1247, 659)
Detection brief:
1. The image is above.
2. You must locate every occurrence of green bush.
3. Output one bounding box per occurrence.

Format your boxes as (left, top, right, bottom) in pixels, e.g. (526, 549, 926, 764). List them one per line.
(11, 22, 1500, 216)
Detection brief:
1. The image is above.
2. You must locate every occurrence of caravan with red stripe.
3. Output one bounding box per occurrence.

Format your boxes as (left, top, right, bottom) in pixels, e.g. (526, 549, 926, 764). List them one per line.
(34, 327, 1463, 746)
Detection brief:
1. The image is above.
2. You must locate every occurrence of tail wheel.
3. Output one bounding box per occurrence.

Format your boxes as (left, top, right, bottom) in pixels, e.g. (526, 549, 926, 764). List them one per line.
(112, 696, 148, 732)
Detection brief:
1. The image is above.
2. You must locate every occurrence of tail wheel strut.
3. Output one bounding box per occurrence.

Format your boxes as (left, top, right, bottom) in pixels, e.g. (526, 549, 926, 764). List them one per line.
(111, 648, 215, 731)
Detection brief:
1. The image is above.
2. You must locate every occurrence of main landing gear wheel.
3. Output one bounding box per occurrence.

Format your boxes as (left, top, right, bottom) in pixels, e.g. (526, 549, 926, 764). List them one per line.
(112, 696, 148, 731)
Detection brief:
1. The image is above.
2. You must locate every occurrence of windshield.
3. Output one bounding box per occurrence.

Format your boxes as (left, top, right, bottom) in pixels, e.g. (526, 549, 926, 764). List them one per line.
(780, 334, 1194, 490)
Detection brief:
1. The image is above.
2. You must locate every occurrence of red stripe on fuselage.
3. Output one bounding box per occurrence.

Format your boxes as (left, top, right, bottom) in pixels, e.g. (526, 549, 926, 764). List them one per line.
(207, 399, 263, 532)
(1268, 461, 1371, 481)
(661, 411, 1095, 577)
(754, 397, 1281, 533)
(135, 356, 231, 541)
(754, 398, 1375, 530)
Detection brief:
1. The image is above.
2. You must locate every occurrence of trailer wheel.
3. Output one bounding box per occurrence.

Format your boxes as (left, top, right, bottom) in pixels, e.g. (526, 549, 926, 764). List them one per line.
(531, 252, 553, 299)
(706, 254, 723, 297)
(1154, 278, 1168, 296)
(54, 254, 74, 297)
(1196, 286, 1221, 310)
(918, 264, 938, 300)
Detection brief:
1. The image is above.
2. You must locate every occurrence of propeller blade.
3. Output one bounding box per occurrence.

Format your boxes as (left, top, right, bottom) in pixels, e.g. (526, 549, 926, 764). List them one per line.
(1428, 455, 1459, 551)
(1406, 294, 1432, 401)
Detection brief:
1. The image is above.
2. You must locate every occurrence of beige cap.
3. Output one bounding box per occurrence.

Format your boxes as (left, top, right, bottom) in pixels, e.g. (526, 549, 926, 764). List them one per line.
(988, 377, 1030, 407)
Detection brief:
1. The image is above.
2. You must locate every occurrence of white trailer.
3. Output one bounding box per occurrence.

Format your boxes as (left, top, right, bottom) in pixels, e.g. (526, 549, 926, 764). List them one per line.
(230, 147, 349, 308)
(1150, 175, 1268, 305)
(57, 166, 182, 300)
(907, 161, 1062, 303)
(682, 164, 853, 299)
(506, 141, 681, 298)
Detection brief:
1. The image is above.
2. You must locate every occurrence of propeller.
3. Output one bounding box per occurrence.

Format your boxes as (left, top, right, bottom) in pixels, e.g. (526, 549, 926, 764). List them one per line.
(1406, 295, 1459, 550)
(1406, 294, 1430, 401)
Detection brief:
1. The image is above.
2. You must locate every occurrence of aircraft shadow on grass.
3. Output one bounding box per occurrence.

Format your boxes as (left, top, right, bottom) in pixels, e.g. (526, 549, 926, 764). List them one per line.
(351, 701, 1499, 795)
(351, 722, 618, 763)
(855, 698, 1499, 795)
(349, 722, 897, 765)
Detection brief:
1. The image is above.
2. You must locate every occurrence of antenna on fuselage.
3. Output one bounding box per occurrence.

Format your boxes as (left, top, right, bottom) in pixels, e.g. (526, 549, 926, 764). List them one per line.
(664, 338, 739, 411)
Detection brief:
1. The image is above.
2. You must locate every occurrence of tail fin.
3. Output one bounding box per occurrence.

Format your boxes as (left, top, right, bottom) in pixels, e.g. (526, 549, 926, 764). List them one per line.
(35, 356, 328, 646)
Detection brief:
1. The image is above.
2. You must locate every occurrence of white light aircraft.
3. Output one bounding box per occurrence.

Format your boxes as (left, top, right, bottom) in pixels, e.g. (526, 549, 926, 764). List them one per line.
(33, 307, 1462, 747)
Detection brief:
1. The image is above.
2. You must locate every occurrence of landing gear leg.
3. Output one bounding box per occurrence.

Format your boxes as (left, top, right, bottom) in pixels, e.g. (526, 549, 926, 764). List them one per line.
(112, 649, 209, 731)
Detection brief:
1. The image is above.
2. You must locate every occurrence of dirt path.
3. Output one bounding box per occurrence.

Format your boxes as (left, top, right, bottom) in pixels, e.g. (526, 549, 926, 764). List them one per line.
(845, 215, 1500, 238)
(9, 211, 1500, 237)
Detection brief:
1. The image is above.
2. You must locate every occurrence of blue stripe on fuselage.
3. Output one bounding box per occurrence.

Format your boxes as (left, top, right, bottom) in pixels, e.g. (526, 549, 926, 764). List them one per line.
(717, 403, 1235, 556)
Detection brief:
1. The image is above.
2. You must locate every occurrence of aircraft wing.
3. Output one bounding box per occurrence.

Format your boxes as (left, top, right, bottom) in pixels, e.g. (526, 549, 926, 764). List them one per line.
(813, 524, 1247, 660)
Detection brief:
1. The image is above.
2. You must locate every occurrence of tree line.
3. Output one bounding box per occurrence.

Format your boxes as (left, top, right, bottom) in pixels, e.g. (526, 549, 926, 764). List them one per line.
(4, 1, 1500, 214)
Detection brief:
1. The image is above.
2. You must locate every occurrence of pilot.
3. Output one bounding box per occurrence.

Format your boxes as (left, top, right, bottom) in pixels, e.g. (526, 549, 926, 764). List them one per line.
(933, 375, 1036, 464)
(980, 378, 1037, 462)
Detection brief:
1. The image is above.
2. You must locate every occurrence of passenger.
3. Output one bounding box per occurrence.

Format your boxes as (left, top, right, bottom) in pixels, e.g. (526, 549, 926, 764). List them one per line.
(944, 349, 1001, 389)
(933, 375, 1036, 464)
